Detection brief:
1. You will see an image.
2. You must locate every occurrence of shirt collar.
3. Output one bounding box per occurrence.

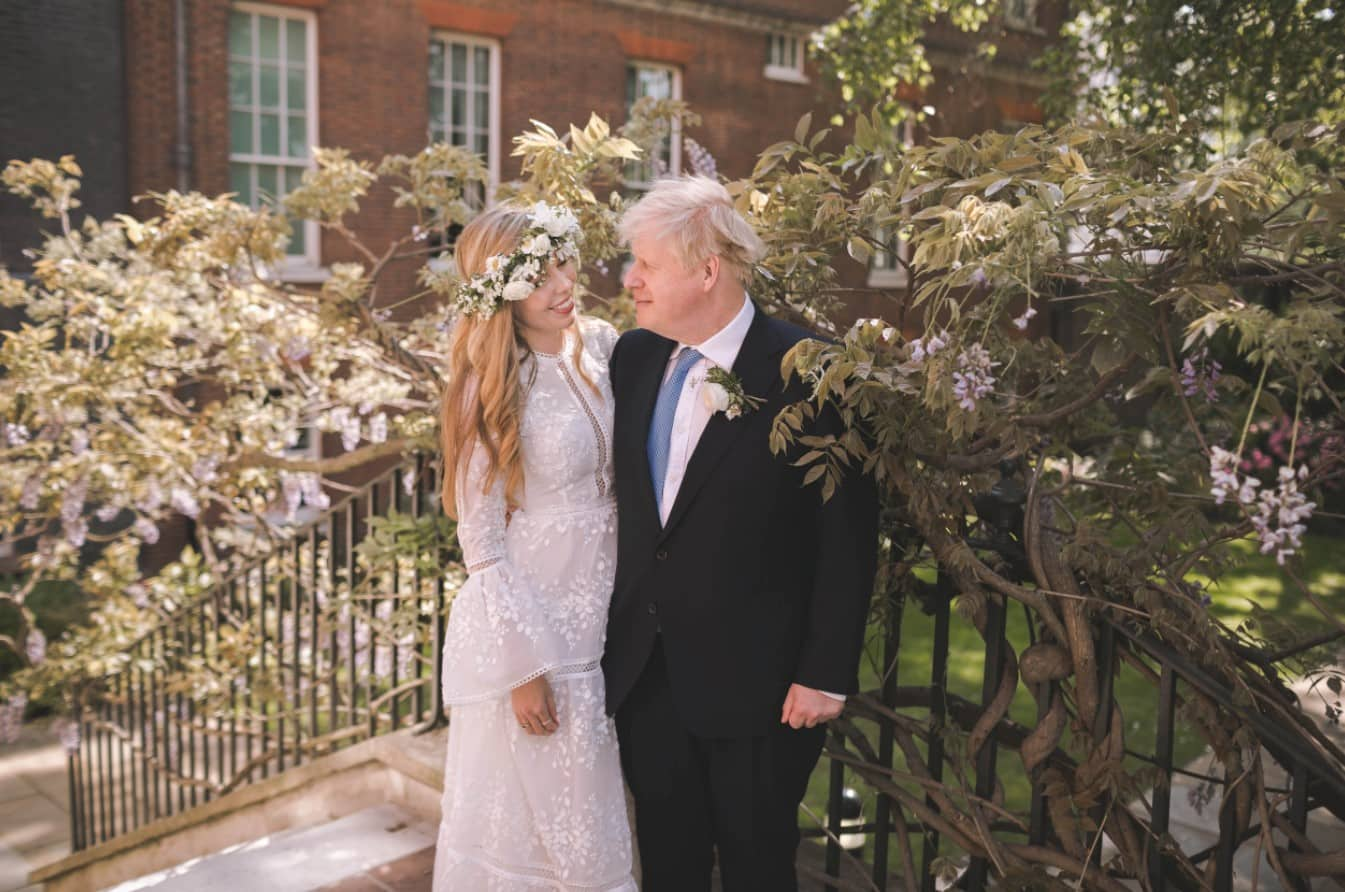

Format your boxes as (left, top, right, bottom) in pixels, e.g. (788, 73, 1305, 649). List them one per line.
(677, 293, 754, 371)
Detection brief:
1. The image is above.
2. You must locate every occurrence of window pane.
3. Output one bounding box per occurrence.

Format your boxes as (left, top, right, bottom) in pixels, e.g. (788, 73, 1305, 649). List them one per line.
(229, 62, 252, 106)
(257, 165, 278, 203)
(474, 89, 489, 131)
(473, 46, 489, 85)
(286, 67, 305, 111)
(260, 113, 280, 155)
(287, 114, 307, 157)
(230, 163, 253, 205)
(259, 64, 280, 108)
(636, 67, 671, 101)
(450, 43, 466, 82)
(286, 19, 305, 64)
(451, 88, 465, 127)
(285, 166, 305, 193)
(429, 40, 444, 81)
(450, 129, 465, 147)
(230, 111, 253, 154)
(474, 133, 488, 157)
(429, 88, 444, 128)
(258, 15, 280, 61)
(228, 12, 251, 57)
(625, 65, 637, 107)
(288, 219, 306, 256)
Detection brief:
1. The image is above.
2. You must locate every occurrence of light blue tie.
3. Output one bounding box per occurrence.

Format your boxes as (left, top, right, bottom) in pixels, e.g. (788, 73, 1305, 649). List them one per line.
(647, 347, 703, 515)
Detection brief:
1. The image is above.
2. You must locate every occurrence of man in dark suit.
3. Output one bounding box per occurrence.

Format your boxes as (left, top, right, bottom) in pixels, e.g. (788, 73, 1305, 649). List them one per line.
(603, 176, 879, 891)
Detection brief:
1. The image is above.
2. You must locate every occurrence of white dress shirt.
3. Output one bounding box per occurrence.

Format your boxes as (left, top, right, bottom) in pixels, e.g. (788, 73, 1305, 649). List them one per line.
(655, 294, 845, 703)
(657, 294, 755, 525)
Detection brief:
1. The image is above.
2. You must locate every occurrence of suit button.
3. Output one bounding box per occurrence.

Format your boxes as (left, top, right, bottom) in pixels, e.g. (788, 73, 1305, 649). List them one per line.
(655, 549, 668, 561)
(647, 602, 658, 615)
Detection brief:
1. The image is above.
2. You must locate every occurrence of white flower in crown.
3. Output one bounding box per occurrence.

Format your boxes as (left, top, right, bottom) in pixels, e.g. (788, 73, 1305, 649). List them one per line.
(702, 367, 763, 420)
(502, 280, 534, 302)
(451, 200, 584, 319)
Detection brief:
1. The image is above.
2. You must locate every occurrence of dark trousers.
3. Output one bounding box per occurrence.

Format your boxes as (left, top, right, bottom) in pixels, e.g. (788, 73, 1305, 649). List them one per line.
(615, 638, 826, 892)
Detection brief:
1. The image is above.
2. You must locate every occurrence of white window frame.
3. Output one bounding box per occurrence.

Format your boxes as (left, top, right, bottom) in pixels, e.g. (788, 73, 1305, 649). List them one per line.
(764, 32, 808, 84)
(1003, 0, 1042, 33)
(868, 117, 915, 289)
(229, 1, 321, 279)
(428, 31, 502, 201)
(624, 60, 682, 190)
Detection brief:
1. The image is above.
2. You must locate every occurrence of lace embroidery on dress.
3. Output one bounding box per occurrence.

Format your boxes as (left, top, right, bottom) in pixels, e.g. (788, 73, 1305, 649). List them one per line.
(556, 358, 610, 499)
(434, 316, 633, 892)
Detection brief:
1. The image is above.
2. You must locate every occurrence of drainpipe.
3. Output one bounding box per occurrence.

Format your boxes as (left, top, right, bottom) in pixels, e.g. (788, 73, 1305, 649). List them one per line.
(174, 0, 191, 191)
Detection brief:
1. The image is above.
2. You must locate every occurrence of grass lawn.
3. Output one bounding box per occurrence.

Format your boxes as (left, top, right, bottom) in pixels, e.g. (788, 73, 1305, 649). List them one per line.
(801, 531, 1345, 852)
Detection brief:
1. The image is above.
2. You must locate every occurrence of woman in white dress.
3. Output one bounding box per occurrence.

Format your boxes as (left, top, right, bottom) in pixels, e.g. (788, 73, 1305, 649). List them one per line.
(432, 202, 635, 891)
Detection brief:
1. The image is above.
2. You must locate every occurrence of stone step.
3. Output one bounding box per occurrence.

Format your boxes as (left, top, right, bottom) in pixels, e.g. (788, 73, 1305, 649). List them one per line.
(105, 804, 436, 892)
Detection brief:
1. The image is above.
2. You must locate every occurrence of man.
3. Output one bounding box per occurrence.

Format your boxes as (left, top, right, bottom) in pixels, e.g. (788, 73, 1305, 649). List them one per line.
(603, 175, 879, 891)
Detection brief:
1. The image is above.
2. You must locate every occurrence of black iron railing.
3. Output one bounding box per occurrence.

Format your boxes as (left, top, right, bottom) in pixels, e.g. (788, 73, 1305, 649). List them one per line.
(806, 548, 1345, 891)
(65, 462, 1345, 891)
(66, 456, 452, 851)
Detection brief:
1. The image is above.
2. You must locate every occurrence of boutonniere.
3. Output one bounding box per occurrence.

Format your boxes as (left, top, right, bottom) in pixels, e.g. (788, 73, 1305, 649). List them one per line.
(702, 367, 764, 420)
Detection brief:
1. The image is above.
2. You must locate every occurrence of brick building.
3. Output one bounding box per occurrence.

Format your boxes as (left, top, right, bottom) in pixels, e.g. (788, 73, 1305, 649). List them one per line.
(5, 0, 1060, 301)
(1, 0, 1058, 571)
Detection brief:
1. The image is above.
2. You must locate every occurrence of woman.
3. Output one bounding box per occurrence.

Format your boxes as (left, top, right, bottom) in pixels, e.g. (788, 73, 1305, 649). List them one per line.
(432, 202, 635, 891)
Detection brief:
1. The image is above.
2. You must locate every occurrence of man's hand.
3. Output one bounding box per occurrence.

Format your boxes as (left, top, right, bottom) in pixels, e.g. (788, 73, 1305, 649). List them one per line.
(780, 683, 844, 729)
(512, 675, 558, 736)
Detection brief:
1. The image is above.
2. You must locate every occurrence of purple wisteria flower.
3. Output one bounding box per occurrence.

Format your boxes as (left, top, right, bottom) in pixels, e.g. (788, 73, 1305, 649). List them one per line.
(20, 477, 41, 511)
(331, 407, 361, 452)
(170, 486, 201, 519)
(683, 138, 718, 178)
(281, 472, 304, 519)
(908, 332, 948, 367)
(54, 718, 80, 754)
(134, 516, 161, 545)
(4, 422, 30, 447)
(1180, 347, 1222, 402)
(0, 694, 27, 744)
(1251, 465, 1316, 565)
(299, 473, 330, 510)
(951, 344, 998, 411)
(64, 518, 88, 548)
(368, 412, 388, 444)
(26, 627, 46, 665)
(1209, 447, 1316, 564)
(1012, 306, 1037, 331)
(60, 477, 88, 527)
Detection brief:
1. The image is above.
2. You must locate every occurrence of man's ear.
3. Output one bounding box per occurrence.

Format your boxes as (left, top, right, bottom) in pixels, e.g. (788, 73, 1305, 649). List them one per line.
(701, 255, 721, 292)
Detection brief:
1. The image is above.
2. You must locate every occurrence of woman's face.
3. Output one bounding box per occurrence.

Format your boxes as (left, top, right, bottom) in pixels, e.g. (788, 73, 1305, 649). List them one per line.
(514, 256, 579, 337)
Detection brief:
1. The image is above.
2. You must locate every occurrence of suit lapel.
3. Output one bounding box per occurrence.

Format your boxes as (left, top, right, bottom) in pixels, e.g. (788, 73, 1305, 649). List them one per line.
(658, 309, 782, 540)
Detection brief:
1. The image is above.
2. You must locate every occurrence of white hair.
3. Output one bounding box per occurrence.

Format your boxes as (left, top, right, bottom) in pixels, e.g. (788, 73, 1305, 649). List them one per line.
(619, 175, 766, 284)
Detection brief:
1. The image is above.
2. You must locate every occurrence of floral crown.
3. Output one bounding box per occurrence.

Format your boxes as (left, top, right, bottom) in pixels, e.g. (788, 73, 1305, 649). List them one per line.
(453, 201, 584, 319)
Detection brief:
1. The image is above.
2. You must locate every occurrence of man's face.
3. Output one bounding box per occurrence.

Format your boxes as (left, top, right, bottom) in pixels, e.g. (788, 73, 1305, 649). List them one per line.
(622, 230, 707, 341)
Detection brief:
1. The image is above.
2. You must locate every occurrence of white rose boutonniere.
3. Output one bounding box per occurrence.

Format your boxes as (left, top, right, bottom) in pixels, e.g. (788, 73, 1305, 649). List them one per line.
(702, 367, 763, 420)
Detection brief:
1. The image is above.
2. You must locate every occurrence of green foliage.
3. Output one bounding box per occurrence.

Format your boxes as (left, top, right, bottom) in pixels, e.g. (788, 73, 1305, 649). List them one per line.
(4, 93, 1344, 884)
(1042, 0, 1345, 153)
(812, 0, 997, 128)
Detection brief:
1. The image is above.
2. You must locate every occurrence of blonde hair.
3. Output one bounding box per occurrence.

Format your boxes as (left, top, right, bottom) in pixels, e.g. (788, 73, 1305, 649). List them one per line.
(440, 204, 595, 518)
(618, 175, 765, 284)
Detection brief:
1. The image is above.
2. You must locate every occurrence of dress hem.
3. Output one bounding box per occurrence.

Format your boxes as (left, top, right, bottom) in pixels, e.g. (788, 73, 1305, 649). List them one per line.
(436, 842, 637, 891)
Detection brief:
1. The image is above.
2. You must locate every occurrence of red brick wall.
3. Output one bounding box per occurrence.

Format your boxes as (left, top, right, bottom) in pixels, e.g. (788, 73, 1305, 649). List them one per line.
(121, 0, 1061, 316)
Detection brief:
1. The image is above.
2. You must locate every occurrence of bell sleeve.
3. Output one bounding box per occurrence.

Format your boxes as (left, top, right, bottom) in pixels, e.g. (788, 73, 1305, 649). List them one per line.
(439, 439, 567, 705)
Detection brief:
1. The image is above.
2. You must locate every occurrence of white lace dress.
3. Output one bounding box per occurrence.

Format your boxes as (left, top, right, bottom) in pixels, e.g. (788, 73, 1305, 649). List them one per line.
(433, 316, 636, 892)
